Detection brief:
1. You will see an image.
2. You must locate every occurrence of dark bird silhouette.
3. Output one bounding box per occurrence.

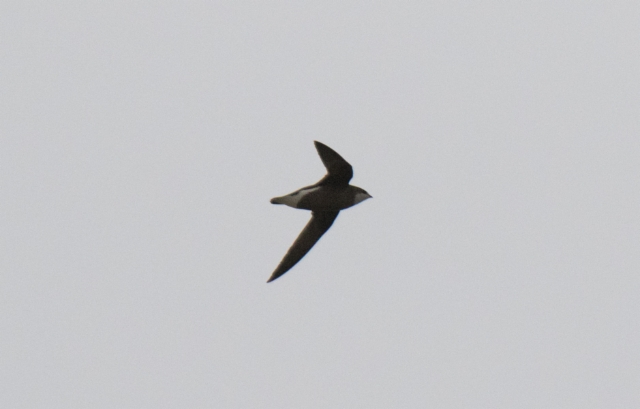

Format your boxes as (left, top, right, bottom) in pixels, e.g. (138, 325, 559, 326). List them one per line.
(268, 141, 371, 283)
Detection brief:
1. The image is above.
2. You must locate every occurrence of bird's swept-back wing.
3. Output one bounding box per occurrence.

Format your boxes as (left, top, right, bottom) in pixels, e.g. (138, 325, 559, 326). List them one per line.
(267, 211, 339, 283)
(314, 141, 353, 186)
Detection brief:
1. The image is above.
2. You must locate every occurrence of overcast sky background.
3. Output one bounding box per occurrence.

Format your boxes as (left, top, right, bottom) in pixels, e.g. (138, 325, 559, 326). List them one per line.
(1, 2, 639, 408)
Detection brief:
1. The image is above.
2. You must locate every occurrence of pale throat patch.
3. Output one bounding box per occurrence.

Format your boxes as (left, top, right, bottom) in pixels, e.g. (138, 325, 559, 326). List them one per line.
(353, 192, 372, 205)
(277, 186, 321, 208)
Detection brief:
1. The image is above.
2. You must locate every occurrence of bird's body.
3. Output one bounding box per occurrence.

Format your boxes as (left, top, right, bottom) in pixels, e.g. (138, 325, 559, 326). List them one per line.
(268, 141, 371, 283)
(271, 184, 370, 211)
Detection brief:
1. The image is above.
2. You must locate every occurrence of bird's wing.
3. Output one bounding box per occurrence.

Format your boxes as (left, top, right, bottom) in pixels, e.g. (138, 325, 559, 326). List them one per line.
(267, 211, 339, 283)
(314, 141, 353, 186)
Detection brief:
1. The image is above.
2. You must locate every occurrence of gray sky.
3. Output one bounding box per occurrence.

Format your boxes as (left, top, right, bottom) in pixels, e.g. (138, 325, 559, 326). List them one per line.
(1, 2, 639, 408)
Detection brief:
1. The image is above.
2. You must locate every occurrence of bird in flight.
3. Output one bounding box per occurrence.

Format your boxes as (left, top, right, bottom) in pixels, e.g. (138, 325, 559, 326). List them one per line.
(268, 141, 371, 283)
